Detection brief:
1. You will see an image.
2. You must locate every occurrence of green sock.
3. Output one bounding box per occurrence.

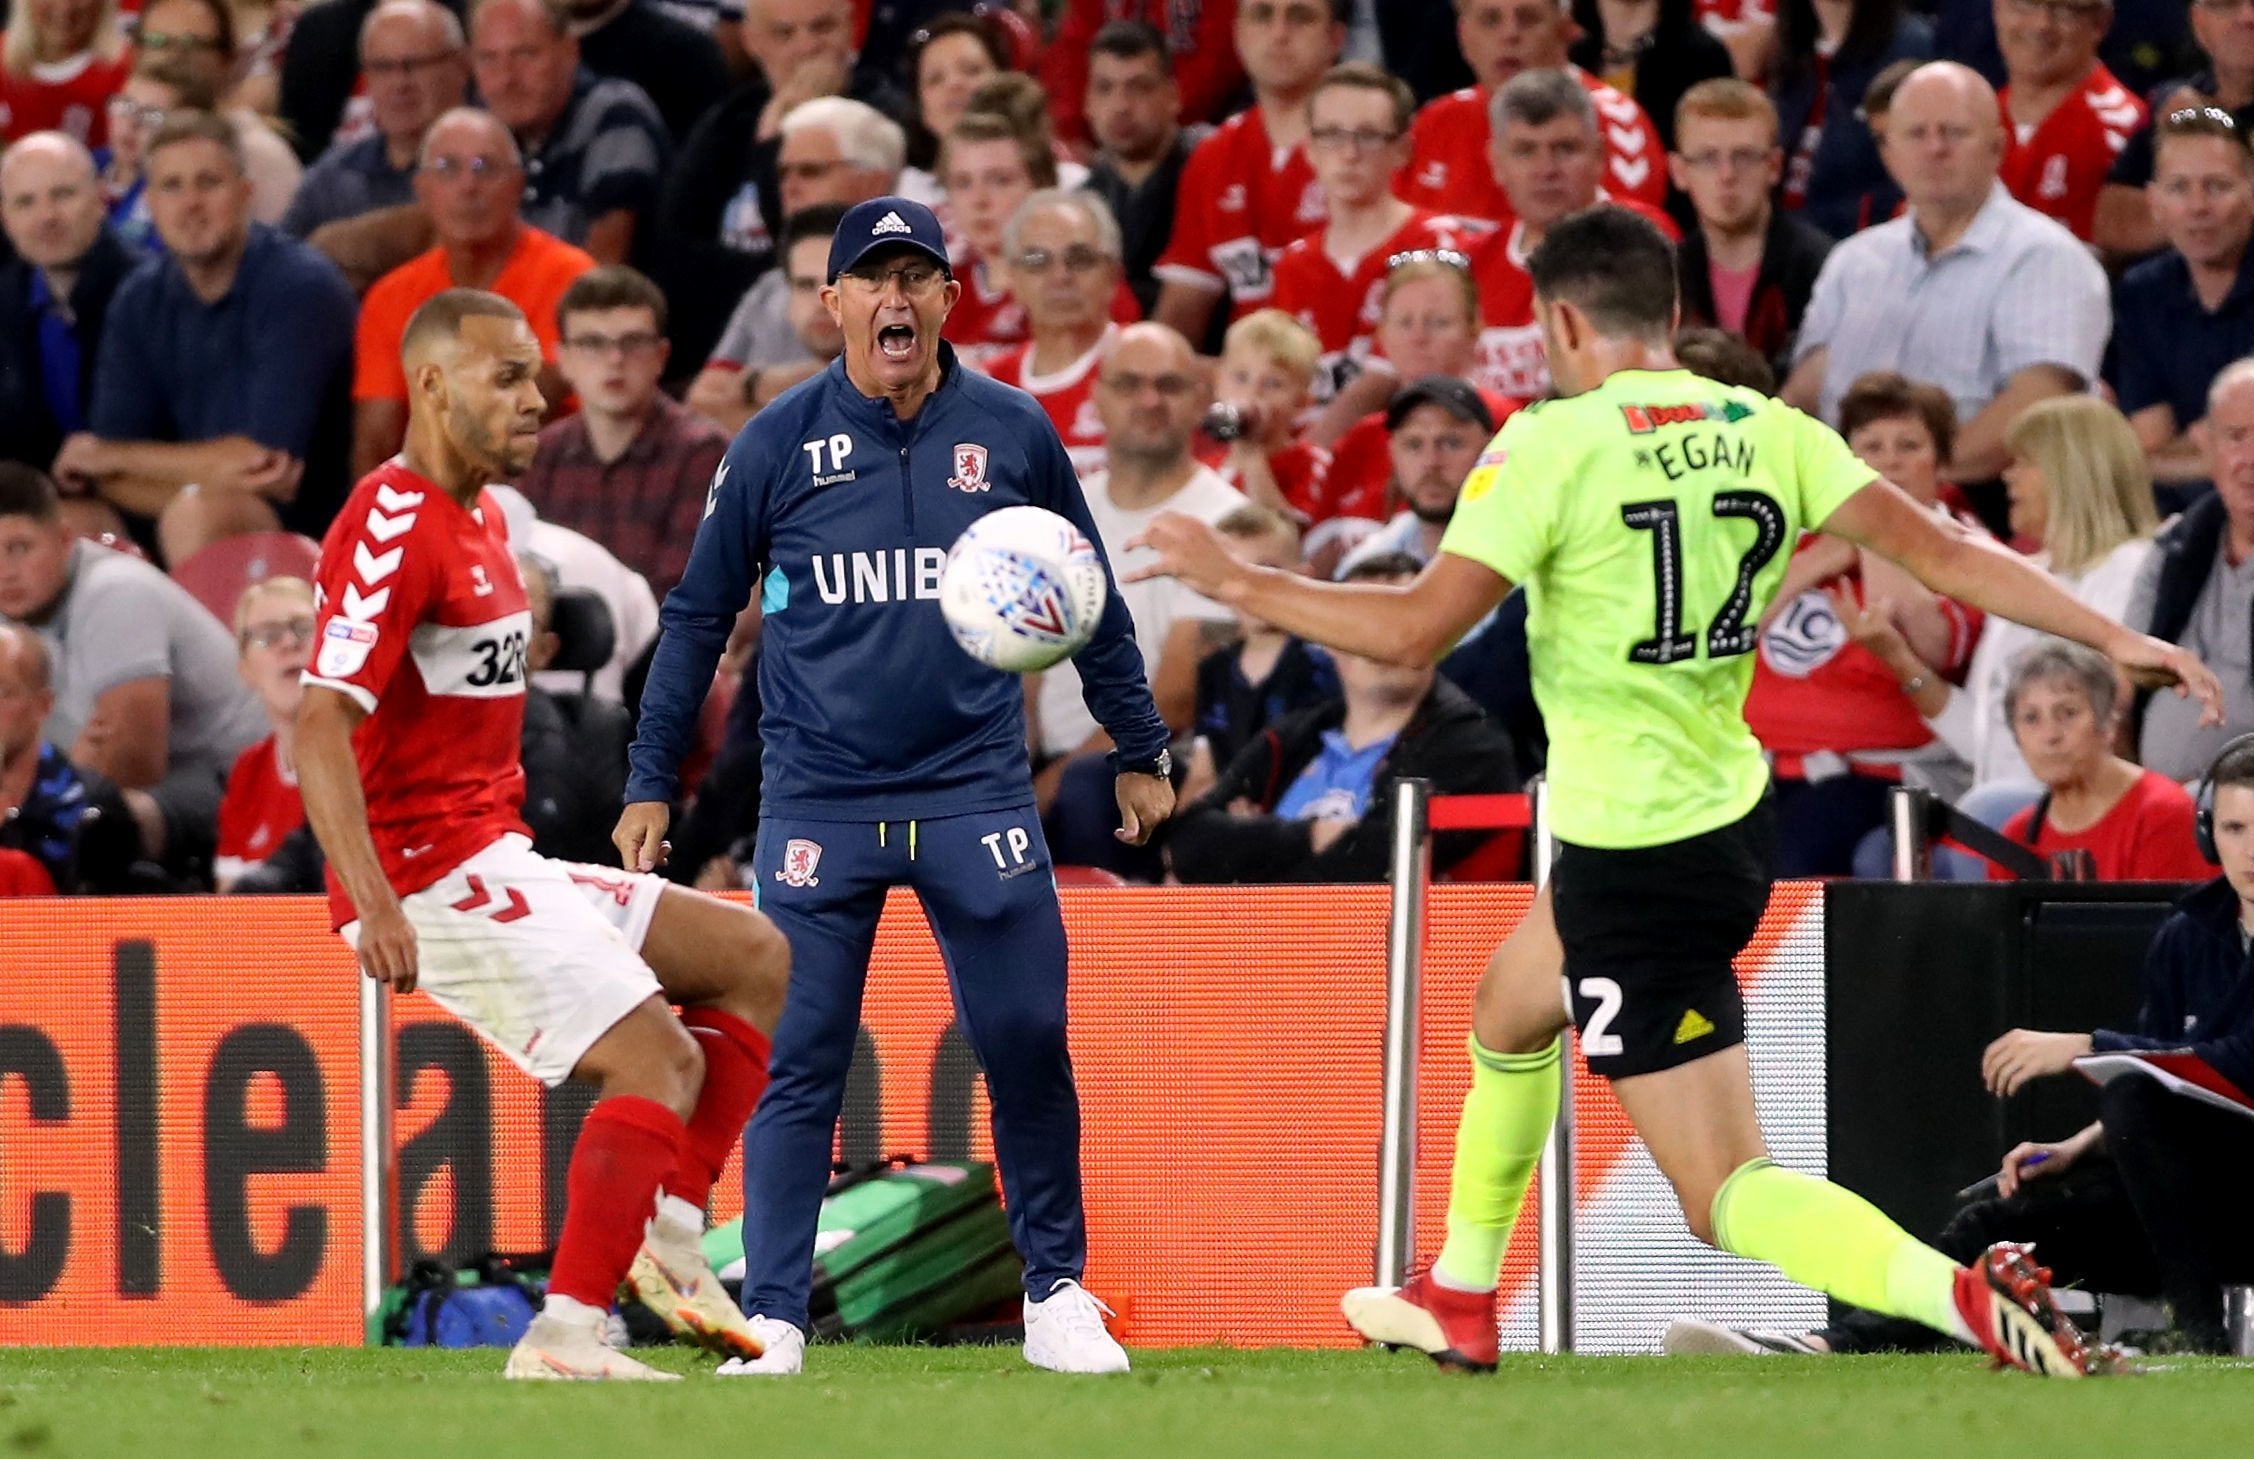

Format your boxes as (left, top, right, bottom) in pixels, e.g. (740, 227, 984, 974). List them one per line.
(1710, 1158, 1973, 1343)
(1431, 1036, 1561, 1292)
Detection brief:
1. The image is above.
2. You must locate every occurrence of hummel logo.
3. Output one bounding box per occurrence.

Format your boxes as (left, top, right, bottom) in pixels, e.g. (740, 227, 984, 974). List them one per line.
(871, 211, 912, 236)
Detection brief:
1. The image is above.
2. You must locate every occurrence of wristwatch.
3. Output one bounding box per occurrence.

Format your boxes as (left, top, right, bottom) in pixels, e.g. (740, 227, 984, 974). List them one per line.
(1113, 747, 1173, 780)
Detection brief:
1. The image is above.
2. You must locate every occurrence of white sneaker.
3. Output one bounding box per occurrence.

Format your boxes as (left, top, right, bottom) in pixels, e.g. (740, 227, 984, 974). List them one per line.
(1023, 1279, 1130, 1374)
(505, 1312, 681, 1381)
(1661, 1319, 1825, 1356)
(714, 1316, 805, 1376)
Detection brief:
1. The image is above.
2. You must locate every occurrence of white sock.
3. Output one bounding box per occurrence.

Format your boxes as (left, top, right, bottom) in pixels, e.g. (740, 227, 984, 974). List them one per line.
(543, 1293, 608, 1329)
(652, 1194, 704, 1246)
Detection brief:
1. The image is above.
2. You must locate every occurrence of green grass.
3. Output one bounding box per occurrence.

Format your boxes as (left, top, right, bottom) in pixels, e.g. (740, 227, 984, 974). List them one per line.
(2, 1345, 2251, 1459)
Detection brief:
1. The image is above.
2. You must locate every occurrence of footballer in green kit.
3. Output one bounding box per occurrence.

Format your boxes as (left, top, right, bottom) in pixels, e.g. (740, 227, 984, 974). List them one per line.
(1127, 207, 2224, 1379)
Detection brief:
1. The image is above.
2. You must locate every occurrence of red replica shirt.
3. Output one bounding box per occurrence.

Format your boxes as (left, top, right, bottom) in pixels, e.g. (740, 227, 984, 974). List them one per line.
(215, 736, 305, 884)
(2000, 64, 2145, 242)
(0, 47, 132, 146)
(1992, 769, 2212, 882)
(1271, 210, 1495, 402)
(1461, 204, 1674, 399)
(1400, 71, 1666, 223)
(986, 323, 1118, 480)
(945, 256, 1141, 376)
(1199, 439, 1335, 522)
(1745, 531, 1984, 775)
(1154, 105, 1327, 320)
(305, 462, 533, 927)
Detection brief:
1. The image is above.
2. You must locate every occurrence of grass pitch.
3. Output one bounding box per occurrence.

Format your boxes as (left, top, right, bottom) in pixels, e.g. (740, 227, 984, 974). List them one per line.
(2, 1345, 2251, 1459)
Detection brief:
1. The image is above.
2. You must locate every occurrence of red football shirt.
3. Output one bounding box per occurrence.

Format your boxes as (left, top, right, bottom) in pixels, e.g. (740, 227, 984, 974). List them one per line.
(1270, 210, 1496, 402)
(1999, 64, 2145, 243)
(215, 735, 305, 884)
(1400, 71, 1666, 223)
(986, 323, 1118, 480)
(1200, 439, 1335, 523)
(1461, 202, 1675, 399)
(1992, 769, 2212, 882)
(0, 46, 131, 146)
(1155, 104, 1327, 320)
(304, 462, 533, 927)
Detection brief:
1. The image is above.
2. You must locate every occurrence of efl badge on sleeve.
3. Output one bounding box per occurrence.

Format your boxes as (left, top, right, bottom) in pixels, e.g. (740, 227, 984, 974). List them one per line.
(775, 838, 824, 888)
(316, 618, 379, 678)
(948, 443, 991, 493)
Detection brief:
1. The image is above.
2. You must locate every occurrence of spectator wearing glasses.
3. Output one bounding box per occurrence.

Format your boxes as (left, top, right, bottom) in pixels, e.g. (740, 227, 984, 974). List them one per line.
(2112, 107, 2254, 495)
(214, 575, 312, 890)
(131, 0, 303, 221)
(2095, 0, 2254, 256)
(97, 56, 219, 253)
(0, 0, 133, 147)
(349, 107, 593, 479)
(1993, 0, 2145, 243)
(279, 0, 469, 240)
(519, 266, 726, 597)
(0, 132, 137, 495)
(1670, 80, 1832, 380)
(1272, 63, 1491, 446)
(986, 189, 1128, 481)
(1152, 0, 1344, 347)
(1081, 21, 1192, 325)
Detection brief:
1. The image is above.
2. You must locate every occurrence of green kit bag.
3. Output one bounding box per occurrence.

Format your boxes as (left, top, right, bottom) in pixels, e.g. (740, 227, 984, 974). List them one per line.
(704, 1160, 1024, 1341)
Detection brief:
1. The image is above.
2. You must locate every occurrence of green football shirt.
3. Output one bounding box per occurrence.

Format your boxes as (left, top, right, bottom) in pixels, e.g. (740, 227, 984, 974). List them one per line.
(1439, 368, 1875, 849)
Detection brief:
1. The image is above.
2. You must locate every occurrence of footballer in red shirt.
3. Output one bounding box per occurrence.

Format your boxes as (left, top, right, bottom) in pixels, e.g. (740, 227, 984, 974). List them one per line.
(1152, 0, 1344, 342)
(296, 289, 787, 1380)
(1399, 1, 1664, 220)
(215, 577, 317, 890)
(1997, 3, 2145, 246)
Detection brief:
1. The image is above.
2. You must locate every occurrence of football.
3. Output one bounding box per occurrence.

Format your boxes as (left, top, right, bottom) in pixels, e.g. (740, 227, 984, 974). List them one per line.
(939, 505, 1109, 673)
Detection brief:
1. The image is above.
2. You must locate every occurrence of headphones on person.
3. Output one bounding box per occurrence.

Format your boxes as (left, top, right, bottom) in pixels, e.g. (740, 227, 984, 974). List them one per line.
(2191, 733, 2254, 864)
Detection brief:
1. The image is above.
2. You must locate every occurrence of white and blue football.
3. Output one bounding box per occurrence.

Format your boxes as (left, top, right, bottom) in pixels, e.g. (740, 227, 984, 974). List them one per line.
(939, 506, 1108, 674)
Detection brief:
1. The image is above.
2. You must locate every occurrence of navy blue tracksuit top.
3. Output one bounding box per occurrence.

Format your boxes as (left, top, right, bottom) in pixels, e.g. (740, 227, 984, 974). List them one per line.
(626, 345, 1169, 816)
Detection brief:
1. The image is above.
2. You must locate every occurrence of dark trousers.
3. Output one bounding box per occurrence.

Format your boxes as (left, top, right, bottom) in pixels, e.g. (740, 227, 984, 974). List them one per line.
(744, 806, 1085, 1331)
(1825, 1078, 2254, 1353)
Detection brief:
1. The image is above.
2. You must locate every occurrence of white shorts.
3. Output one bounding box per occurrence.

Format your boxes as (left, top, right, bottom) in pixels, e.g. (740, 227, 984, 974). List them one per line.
(342, 834, 669, 1086)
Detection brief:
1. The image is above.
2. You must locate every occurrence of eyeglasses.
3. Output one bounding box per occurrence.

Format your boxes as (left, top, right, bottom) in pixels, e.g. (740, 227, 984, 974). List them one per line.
(563, 330, 664, 358)
(106, 97, 168, 130)
(1386, 247, 1471, 273)
(1677, 147, 1772, 174)
(242, 617, 315, 650)
(842, 262, 947, 292)
(1309, 125, 1403, 153)
(1100, 370, 1197, 398)
(362, 49, 460, 79)
(136, 28, 224, 53)
(419, 155, 514, 180)
(1014, 244, 1113, 275)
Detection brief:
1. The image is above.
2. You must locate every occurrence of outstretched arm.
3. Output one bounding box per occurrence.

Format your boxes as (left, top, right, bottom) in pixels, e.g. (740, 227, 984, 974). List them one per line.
(1819, 478, 2224, 721)
(1128, 511, 1510, 668)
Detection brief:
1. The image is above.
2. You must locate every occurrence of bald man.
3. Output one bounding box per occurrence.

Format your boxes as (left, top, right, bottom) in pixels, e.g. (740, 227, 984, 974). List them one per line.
(1784, 61, 2108, 485)
(350, 107, 595, 478)
(0, 133, 138, 501)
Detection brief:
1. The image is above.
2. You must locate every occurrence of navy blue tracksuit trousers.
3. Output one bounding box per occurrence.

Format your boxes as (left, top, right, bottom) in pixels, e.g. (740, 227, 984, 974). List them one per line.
(744, 803, 1082, 1330)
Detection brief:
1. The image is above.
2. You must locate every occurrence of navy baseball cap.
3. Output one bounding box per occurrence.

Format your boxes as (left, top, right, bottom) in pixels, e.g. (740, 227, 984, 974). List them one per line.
(827, 197, 953, 284)
(1386, 375, 1496, 434)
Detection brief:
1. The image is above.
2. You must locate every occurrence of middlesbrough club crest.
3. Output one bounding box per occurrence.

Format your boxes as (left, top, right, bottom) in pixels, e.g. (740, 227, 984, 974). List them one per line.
(775, 838, 823, 888)
(948, 443, 991, 492)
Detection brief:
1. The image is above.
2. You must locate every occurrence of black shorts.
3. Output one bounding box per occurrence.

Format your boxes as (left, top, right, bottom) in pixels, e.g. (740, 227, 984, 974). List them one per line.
(1551, 796, 1776, 1079)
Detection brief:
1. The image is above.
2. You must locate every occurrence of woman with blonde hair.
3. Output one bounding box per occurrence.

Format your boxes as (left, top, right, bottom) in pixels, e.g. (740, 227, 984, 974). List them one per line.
(1848, 392, 2160, 797)
(0, 0, 132, 145)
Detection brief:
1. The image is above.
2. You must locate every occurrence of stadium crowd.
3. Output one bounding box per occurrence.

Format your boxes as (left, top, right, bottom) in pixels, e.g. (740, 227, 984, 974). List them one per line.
(0, 0, 2249, 895)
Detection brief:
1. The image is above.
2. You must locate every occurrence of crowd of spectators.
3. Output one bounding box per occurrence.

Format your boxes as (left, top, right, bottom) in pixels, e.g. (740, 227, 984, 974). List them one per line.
(1, 0, 2252, 894)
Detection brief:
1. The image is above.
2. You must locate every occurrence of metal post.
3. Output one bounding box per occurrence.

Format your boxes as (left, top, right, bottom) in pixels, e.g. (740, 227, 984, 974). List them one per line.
(1376, 778, 1432, 1290)
(360, 974, 393, 1342)
(1530, 778, 1573, 1355)
(1888, 785, 1932, 882)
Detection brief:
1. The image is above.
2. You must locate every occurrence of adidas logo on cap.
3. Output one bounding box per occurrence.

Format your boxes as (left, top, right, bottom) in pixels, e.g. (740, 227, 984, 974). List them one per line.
(871, 211, 912, 236)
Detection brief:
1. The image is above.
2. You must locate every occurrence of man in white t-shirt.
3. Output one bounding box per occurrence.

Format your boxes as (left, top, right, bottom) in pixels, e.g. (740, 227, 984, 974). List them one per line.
(1035, 323, 1244, 870)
